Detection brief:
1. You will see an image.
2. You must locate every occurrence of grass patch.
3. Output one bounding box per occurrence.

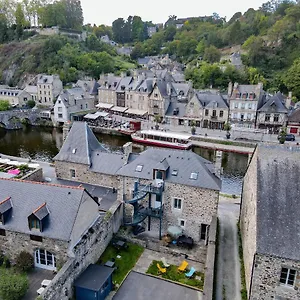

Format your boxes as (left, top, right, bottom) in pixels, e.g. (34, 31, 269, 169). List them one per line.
(220, 193, 239, 199)
(237, 223, 247, 300)
(98, 242, 144, 286)
(146, 260, 204, 290)
(191, 136, 256, 148)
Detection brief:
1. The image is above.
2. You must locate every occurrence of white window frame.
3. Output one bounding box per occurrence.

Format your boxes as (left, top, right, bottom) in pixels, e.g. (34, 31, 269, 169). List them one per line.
(178, 218, 186, 228)
(70, 169, 76, 178)
(35, 249, 56, 271)
(280, 267, 297, 287)
(173, 197, 183, 210)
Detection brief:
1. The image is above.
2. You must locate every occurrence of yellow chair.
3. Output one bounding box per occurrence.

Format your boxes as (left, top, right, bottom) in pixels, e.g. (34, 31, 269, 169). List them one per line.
(157, 263, 167, 274)
(178, 260, 188, 272)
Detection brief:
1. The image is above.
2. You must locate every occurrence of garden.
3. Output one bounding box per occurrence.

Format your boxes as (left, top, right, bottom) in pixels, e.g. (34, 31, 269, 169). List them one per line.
(97, 241, 144, 287)
(0, 251, 34, 300)
(146, 260, 205, 290)
(0, 163, 32, 179)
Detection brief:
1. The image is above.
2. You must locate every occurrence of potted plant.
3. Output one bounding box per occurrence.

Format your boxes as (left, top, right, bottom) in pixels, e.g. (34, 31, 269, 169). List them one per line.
(154, 115, 161, 130)
(224, 122, 231, 139)
(278, 127, 287, 144)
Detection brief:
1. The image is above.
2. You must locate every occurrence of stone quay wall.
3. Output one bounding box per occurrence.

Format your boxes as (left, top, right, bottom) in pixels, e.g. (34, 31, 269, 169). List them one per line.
(41, 201, 123, 300)
(21, 167, 43, 181)
(250, 254, 300, 300)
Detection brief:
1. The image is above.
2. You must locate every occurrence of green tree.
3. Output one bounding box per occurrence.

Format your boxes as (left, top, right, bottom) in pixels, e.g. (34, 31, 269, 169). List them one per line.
(132, 15, 145, 41)
(284, 58, 300, 99)
(0, 100, 11, 111)
(26, 99, 35, 108)
(0, 269, 28, 300)
(164, 25, 176, 41)
(112, 17, 125, 43)
(15, 3, 25, 38)
(203, 45, 221, 63)
(62, 0, 83, 29)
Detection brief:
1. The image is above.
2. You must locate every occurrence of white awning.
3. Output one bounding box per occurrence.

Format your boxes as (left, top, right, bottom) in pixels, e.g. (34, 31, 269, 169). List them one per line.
(111, 106, 128, 113)
(84, 111, 109, 120)
(125, 108, 148, 116)
(96, 102, 114, 109)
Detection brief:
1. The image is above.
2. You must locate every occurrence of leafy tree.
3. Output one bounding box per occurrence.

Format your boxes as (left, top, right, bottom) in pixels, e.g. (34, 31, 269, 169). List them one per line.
(15, 251, 34, 272)
(63, 0, 83, 30)
(112, 17, 125, 43)
(203, 45, 221, 63)
(15, 3, 25, 38)
(284, 58, 300, 99)
(26, 99, 35, 108)
(164, 25, 176, 41)
(132, 15, 145, 41)
(0, 100, 11, 111)
(0, 269, 28, 300)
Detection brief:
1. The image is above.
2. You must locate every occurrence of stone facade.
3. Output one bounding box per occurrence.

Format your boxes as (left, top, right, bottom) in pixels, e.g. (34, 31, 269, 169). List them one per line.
(55, 161, 119, 190)
(240, 149, 258, 293)
(250, 254, 300, 300)
(256, 111, 287, 132)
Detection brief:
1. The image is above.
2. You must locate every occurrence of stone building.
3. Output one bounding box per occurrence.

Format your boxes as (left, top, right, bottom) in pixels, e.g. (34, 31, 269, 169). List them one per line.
(228, 82, 264, 128)
(0, 178, 99, 271)
(98, 74, 121, 107)
(37, 74, 63, 106)
(287, 108, 300, 136)
(240, 144, 300, 299)
(0, 85, 31, 107)
(256, 92, 288, 133)
(54, 122, 221, 242)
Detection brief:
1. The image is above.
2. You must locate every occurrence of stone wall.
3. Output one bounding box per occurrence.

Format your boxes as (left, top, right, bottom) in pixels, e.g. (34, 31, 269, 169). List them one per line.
(0, 230, 69, 266)
(240, 149, 258, 293)
(41, 201, 123, 300)
(250, 254, 300, 300)
(55, 161, 119, 190)
(21, 167, 43, 181)
(203, 216, 217, 300)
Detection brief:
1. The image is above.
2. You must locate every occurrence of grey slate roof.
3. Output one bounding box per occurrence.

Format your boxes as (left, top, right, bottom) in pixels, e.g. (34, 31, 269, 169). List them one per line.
(33, 203, 49, 220)
(288, 108, 300, 123)
(155, 80, 169, 97)
(37, 74, 54, 84)
(165, 102, 186, 118)
(90, 81, 100, 95)
(254, 144, 300, 260)
(74, 264, 114, 291)
(257, 92, 288, 113)
(0, 178, 95, 241)
(54, 122, 108, 165)
(138, 57, 151, 65)
(195, 92, 228, 109)
(0, 197, 12, 214)
(90, 151, 124, 175)
(117, 147, 221, 190)
(171, 83, 191, 97)
(116, 77, 134, 92)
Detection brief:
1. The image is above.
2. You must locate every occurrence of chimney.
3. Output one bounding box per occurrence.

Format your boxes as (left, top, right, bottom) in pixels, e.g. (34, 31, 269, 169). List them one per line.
(228, 82, 233, 98)
(214, 150, 223, 178)
(123, 142, 133, 165)
(286, 91, 292, 109)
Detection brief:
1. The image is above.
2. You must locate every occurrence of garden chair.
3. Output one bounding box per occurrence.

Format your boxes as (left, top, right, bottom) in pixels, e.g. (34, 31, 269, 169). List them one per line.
(157, 263, 167, 274)
(177, 260, 188, 272)
(161, 257, 170, 268)
(185, 267, 196, 278)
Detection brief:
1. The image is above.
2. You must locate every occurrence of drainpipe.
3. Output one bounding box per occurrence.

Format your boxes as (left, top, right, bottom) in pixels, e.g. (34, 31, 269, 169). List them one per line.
(248, 253, 256, 300)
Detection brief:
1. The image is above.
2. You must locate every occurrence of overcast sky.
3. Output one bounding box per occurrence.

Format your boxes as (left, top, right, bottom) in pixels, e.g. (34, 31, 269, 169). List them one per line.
(81, 0, 266, 26)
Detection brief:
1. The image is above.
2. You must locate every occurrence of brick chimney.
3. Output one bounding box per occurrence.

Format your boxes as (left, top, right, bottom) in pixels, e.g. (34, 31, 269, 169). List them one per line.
(123, 142, 133, 165)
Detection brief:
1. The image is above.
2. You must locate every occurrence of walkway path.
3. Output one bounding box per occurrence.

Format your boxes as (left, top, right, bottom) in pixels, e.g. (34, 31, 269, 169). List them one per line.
(215, 196, 241, 300)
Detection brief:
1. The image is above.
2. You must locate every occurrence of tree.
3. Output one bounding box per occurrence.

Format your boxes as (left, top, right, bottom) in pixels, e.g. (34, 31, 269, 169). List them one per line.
(164, 25, 176, 41)
(15, 251, 34, 272)
(132, 16, 145, 41)
(203, 45, 221, 63)
(0, 100, 11, 111)
(26, 99, 35, 108)
(15, 3, 25, 38)
(63, 0, 83, 30)
(0, 269, 28, 300)
(284, 58, 300, 99)
(112, 17, 125, 43)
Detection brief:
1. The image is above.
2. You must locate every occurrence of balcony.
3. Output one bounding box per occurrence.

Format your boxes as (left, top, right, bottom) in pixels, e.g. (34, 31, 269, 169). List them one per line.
(210, 116, 218, 120)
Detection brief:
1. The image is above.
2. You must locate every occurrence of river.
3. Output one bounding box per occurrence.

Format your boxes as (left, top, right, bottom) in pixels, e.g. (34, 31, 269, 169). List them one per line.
(0, 127, 248, 195)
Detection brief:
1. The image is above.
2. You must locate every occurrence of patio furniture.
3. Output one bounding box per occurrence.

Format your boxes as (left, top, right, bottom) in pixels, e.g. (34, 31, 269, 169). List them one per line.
(41, 279, 51, 287)
(37, 287, 45, 295)
(178, 260, 188, 272)
(185, 267, 196, 278)
(104, 260, 115, 268)
(161, 257, 170, 268)
(115, 240, 128, 250)
(177, 235, 194, 249)
(156, 263, 166, 274)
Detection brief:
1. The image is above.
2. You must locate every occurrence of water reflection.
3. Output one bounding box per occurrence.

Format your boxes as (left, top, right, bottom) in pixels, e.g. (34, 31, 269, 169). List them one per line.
(0, 127, 248, 194)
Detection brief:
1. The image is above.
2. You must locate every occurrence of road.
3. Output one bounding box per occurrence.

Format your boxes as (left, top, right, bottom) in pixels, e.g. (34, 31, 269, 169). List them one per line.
(215, 196, 241, 300)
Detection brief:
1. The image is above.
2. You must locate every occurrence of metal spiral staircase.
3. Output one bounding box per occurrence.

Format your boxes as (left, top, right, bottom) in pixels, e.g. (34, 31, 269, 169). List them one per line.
(123, 179, 164, 239)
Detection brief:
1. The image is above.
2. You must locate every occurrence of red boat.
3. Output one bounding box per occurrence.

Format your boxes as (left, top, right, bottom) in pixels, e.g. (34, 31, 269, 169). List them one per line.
(131, 130, 192, 150)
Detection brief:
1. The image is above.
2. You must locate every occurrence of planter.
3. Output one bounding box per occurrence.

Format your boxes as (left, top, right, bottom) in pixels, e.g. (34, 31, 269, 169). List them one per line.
(155, 124, 159, 130)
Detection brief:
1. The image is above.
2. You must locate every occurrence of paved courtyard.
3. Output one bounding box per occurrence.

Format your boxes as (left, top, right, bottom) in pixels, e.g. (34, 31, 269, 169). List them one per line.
(134, 248, 205, 274)
(113, 271, 203, 300)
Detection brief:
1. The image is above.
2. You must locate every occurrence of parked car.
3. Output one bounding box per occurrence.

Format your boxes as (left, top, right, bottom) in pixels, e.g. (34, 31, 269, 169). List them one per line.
(277, 134, 296, 141)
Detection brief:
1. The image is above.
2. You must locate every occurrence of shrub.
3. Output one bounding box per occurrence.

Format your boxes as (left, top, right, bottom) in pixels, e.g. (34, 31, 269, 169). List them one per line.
(0, 269, 28, 300)
(26, 100, 36, 109)
(4, 256, 11, 268)
(15, 251, 34, 272)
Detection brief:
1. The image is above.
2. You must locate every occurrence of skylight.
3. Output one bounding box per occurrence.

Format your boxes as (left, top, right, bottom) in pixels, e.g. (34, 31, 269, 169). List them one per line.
(135, 165, 143, 172)
(72, 148, 77, 154)
(190, 172, 198, 180)
(172, 169, 178, 176)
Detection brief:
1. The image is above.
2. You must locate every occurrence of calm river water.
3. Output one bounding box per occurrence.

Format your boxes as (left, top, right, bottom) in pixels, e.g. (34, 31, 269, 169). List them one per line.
(0, 127, 248, 194)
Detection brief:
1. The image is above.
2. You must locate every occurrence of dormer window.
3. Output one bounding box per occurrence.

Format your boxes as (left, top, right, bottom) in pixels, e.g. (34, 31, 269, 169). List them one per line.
(0, 197, 13, 225)
(28, 203, 49, 232)
(242, 93, 247, 99)
(135, 165, 143, 172)
(172, 169, 178, 176)
(190, 172, 198, 180)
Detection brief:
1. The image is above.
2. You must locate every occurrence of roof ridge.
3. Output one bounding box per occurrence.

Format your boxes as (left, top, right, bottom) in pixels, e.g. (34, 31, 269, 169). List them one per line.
(0, 196, 11, 205)
(33, 202, 47, 214)
(0, 177, 85, 190)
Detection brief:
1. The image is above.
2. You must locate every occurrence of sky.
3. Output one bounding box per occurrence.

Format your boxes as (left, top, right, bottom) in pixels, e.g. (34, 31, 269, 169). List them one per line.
(81, 0, 266, 26)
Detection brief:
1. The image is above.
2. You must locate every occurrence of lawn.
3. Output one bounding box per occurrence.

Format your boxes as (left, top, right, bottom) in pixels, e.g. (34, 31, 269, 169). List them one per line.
(146, 260, 204, 290)
(98, 242, 144, 286)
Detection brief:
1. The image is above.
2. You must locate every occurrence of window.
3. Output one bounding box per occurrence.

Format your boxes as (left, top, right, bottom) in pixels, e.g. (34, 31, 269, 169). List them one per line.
(200, 224, 208, 240)
(154, 93, 158, 97)
(58, 107, 62, 112)
(85, 103, 88, 109)
(155, 170, 163, 179)
(248, 103, 252, 109)
(274, 114, 279, 122)
(190, 172, 198, 180)
(205, 109, 209, 116)
(219, 110, 224, 118)
(212, 110, 216, 117)
(80, 104, 83, 109)
(135, 165, 143, 172)
(172, 169, 178, 176)
(190, 102, 194, 108)
(234, 103, 238, 109)
(241, 103, 245, 109)
(173, 198, 182, 210)
(70, 169, 76, 178)
(58, 100, 61, 104)
(179, 219, 185, 228)
(0, 228, 6, 236)
(265, 114, 270, 122)
(31, 219, 40, 230)
(280, 268, 296, 286)
(30, 235, 43, 242)
(58, 114, 63, 118)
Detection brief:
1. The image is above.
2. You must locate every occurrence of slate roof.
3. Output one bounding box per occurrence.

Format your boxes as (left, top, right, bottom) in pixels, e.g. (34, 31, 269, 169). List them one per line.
(74, 264, 114, 291)
(171, 83, 191, 97)
(136, 79, 154, 93)
(195, 92, 228, 109)
(0, 197, 12, 214)
(165, 102, 186, 118)
(90, 151, 124, 175)
(155, 80, 169, 97)
(138, 57, 151, 65)
(116, 77, 134, 92)
(288, 108, 300, 123)
(117, 147, 221, 190)
(53, 122, 108, 165)
(253, 144, 300, 260)
(0, 178, 96, 241)
(37, 74, 54, 84)
(33, 203, 49, 220)
(257, 92, 288, 113)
